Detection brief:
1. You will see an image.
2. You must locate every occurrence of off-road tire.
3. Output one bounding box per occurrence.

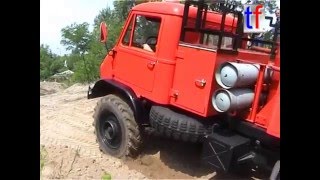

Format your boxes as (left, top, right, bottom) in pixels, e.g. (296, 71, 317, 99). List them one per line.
(93, 94, 142, 158)
(149, 106, 209, 143)
(270, 160, 280, 180)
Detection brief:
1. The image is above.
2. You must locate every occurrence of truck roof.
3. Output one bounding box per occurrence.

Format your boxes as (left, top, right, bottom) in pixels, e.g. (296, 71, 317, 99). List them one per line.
(133, 2, 191, 16)
(132, 2, 237, 28)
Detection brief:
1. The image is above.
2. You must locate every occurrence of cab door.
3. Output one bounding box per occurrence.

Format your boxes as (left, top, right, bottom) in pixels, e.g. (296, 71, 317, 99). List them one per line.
(113, 13, 162, 92)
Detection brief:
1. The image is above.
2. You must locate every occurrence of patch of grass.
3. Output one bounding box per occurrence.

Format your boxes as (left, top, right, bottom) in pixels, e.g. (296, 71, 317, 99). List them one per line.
(101, 172, 112, 180)
(40, 145, 48, 177)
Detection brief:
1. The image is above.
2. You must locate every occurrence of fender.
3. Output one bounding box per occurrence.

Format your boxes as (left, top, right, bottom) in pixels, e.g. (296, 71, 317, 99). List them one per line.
(88, 79, 145, 124)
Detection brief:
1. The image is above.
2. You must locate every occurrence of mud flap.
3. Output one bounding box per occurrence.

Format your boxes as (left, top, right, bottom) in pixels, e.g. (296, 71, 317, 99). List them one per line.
(201, 130, 251, 172)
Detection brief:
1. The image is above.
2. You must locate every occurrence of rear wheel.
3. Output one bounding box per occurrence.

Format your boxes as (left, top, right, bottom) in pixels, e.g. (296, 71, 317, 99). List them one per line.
(93, 94, 143, 158)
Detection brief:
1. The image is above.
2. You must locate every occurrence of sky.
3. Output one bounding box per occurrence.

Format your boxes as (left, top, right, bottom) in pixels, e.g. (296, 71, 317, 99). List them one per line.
(40, 0, 113, 55)
(40, 0, 280, 55)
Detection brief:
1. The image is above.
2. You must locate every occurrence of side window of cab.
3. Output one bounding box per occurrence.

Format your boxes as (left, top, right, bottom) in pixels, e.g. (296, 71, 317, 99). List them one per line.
(122, 18, 133, 46)
(121, 14, 161, 53)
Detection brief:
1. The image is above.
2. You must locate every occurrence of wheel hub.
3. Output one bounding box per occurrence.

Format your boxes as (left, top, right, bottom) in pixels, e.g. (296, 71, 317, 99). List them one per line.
(104, 121, 118, 140)
(99, 114, 122, 149)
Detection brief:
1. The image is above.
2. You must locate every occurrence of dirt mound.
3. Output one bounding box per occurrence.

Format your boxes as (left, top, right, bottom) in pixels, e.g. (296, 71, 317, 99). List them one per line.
(63, 83, 88, 94)
(40, 82, 65, 96)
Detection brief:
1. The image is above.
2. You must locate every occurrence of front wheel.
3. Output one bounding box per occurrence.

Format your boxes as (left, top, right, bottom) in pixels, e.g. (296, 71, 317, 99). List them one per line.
(270, 160, 280, 180)
(93, 94, 143, 158)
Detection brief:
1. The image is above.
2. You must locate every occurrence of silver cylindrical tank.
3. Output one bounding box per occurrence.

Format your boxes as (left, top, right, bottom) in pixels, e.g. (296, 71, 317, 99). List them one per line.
(212, 88, 255, 112)
(215, 62, 260, 89)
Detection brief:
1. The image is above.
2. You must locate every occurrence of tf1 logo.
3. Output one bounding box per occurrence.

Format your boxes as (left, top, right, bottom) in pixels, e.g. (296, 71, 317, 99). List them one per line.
(243, 4, 268, 33)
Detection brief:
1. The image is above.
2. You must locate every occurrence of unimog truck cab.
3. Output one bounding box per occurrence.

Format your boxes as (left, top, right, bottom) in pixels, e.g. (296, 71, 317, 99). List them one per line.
(88, 1, 280, 179)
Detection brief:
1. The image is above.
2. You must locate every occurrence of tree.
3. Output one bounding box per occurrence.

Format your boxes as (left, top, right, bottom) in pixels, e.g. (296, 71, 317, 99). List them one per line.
(40, 44, 65, 80)
(61, 22, 96, 83)
(208, 0, 278, 15)
(93, 9, 123, 52)
(40, 44, 52, 80)
(249, 0, 277, 14)
(94, 7, 115, 27)
(113, 0, 136, 22)
(64, 54, 81, 71)
(60, 22, 92, 55)
(71, 52, 102, 83)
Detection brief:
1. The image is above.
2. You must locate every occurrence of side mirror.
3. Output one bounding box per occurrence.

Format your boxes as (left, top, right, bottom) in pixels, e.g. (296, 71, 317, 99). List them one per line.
(100, 22, 108, 43)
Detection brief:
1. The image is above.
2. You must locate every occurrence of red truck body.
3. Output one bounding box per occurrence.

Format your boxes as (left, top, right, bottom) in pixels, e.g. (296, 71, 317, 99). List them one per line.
(89, 1, 280, 178)
(100, 2, 280, 138)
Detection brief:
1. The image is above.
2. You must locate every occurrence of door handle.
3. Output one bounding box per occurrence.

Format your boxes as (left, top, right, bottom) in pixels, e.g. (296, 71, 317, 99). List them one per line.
(147, 61, 156, 69)
(195, 79, 206, 88)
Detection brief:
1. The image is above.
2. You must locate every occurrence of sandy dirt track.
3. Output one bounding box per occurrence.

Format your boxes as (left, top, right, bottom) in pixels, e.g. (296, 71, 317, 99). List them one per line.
(40, 82, 269, 179)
